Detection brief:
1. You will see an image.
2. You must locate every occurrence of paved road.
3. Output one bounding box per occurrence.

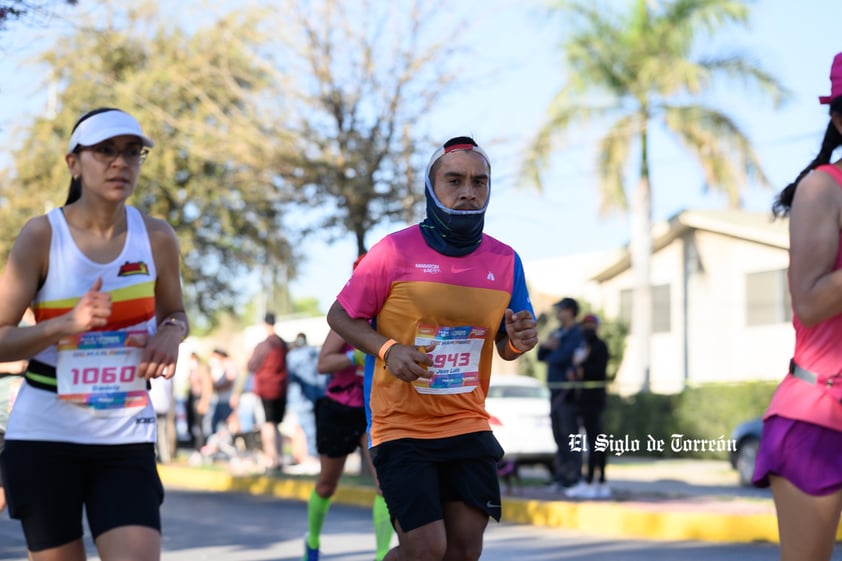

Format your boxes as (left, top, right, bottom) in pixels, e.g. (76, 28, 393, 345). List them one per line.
(3, 488, 838, 561)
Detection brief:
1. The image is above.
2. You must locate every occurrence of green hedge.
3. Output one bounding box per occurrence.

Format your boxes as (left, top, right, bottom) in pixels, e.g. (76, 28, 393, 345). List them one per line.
(602, 381, 778, 459)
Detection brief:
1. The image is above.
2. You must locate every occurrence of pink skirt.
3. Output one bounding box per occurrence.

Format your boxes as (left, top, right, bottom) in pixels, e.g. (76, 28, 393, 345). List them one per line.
(753, 415, 842, 495)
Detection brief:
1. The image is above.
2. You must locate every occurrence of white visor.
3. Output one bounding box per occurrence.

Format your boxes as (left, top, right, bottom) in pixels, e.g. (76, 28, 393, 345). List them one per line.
(67, 110, 154, 153)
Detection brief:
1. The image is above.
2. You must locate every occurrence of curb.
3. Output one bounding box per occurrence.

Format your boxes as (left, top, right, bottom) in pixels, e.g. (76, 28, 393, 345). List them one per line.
(157, 465, 838, 544)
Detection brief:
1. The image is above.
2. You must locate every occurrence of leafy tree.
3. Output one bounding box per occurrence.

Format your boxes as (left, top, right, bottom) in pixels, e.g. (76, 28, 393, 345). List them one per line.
(263, 0, 471, 257)
(522, 0, 788, 390)
(1, 0, 476, 324)
(0, 0, 76, 31)
(1, 3, 295, 327)
(292, 297, 322, 317)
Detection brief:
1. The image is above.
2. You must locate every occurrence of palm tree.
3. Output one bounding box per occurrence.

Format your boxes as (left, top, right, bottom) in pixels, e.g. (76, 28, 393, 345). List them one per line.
(523, 0, 788, 391)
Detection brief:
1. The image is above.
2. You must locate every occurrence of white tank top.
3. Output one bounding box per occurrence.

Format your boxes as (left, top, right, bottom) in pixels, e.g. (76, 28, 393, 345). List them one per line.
(6, 206, 158, 444)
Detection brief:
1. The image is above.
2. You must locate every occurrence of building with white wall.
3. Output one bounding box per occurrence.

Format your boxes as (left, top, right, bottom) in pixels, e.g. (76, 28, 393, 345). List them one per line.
(525, 209, 793, 394)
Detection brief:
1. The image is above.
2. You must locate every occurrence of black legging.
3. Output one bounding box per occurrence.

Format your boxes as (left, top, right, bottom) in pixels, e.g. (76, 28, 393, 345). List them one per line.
(580, 404, 606, 484)
(185, 392, 206, 450)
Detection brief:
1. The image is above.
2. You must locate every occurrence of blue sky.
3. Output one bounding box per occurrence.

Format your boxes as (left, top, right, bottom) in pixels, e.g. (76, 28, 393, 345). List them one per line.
(0, 0, 838, 313)
(291, 0, 839, 312)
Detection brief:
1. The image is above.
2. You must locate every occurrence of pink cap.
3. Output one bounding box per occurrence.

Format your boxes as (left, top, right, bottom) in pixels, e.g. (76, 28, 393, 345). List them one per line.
(819, 52, 842, 104)
(581, 313, 599, 325)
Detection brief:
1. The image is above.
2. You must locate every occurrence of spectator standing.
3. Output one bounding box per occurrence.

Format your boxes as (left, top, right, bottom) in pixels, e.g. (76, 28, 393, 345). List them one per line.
(246, 312, 289, 472)
(209, 348, 238, 435)
(287, 332, 324, 461)
(752, 51, 842, 561)
(230, 368, 261, 436)
(326, 136, 538, 561)
(0, 308, 32, 513)
(537, 297, 584, 490)
(185, 352, 213, 451)
(149, 376, 176, 464)
(0, 359, 27, 513)
(564, 313, 610, 499)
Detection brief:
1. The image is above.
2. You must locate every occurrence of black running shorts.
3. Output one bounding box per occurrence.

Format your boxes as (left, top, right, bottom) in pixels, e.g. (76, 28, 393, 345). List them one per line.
(370, 431, 504, 532)
(315, 397, 367, 458)
(0, 440, 163, 551)
(260, 396, 287, 425)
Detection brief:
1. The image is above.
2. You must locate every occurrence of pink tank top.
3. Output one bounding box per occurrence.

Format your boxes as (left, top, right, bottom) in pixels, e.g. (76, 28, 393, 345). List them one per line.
(324, 343, 364, 408)
(765, 164, 842, 430)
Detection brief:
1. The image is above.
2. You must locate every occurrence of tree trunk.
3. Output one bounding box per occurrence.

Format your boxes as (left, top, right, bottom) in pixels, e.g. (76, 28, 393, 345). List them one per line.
(629, 130, 653, 392)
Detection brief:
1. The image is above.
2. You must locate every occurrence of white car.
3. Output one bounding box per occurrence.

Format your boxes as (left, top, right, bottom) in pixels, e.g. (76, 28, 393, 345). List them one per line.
(486, 374, 556, 471)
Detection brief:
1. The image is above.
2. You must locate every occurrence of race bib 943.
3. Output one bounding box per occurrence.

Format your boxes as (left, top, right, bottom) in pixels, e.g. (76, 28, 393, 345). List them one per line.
(411, 324, 487, 395)
(56, 330, 149, 414)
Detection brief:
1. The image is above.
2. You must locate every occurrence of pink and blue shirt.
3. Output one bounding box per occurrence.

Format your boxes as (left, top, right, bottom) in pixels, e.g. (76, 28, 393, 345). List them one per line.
(337, 225, 533, 446)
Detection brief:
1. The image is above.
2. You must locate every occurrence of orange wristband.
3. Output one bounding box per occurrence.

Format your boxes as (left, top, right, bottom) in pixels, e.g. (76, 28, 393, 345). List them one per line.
(507, 338, 523, 355)
(378, 339, 398, 361)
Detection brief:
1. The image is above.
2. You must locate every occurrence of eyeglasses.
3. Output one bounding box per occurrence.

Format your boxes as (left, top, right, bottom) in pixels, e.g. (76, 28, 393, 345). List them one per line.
(77, 144, 149, 166)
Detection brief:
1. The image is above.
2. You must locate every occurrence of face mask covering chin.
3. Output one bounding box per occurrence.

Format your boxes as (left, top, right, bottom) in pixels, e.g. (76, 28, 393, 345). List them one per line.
(419, 138, 491, 257)
(419, 182, 486, 256)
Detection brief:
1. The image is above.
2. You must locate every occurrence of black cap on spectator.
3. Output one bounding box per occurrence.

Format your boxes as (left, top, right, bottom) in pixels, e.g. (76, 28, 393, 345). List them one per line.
(553, 297, 579, 317)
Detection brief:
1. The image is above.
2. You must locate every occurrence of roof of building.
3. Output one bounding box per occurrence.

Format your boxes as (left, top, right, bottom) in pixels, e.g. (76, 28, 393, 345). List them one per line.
(590, 208, 788, 282)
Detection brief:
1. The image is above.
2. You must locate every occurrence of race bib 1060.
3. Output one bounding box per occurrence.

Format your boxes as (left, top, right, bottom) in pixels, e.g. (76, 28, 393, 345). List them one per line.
(411, 324, 486, 395)
(56, 330, 149, 413)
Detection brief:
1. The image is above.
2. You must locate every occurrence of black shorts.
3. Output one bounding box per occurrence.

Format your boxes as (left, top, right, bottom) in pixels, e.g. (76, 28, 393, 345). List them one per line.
(315, 397, 367, 458)
(371, 431, 504, 533)
(0, 440, 164, 552)
(261, 396, 287, 425)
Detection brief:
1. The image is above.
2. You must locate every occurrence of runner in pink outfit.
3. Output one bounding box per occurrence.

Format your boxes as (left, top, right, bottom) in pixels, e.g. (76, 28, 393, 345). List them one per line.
(754, 51, 842, 561)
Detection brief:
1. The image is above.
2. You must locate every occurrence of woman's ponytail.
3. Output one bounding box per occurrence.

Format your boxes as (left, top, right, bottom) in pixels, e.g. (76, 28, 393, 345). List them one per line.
(773, 97, 842, 217)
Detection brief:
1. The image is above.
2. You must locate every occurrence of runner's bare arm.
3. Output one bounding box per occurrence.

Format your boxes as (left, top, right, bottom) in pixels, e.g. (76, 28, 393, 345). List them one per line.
(325, 300, 386, 359)
(0, 216, 111, 361)
(140, 216, 188, 379)
(788, 168, 842, 327)
(326, 300, 432, 382)
(317, 329, 359, 374)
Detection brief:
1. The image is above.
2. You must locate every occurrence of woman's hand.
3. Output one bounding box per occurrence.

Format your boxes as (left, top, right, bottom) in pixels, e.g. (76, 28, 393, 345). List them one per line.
(65, 277, 112, 334)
